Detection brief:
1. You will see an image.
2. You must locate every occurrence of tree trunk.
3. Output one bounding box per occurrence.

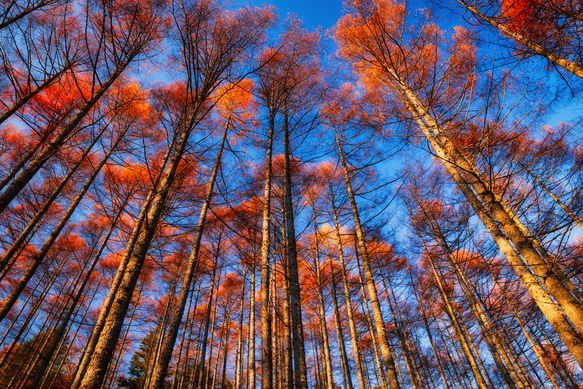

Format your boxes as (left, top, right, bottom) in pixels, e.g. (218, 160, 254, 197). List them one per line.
(329, 184, 367, 389)
(414, 198, 526, 389)
(148, 117, 231, 389)
(334, 129, 401, 389)
(282, 112, 308, 389)
(196, 243, 223, 389)
(77, 128, 192, 389)
(0, 130, 126, 322)
(280, 207, 294, 389)
(71, 131, 176, 389)
(260, 111, 275, 389)
(0, 121, 112, 276)
(311, 210, 334, 389)
(410, 278, 451, 389)
(249, 255, 257, 389)
(26, 191, 132, 389)
(0, 68, 69, 128)
(400, 87, 583, 367)
(329, 262, 354, 389)
(0, 58, 133, 214)
(411, 217, 490, 389)
(457, 0, 583, 79)
(235, 265, 248, 389)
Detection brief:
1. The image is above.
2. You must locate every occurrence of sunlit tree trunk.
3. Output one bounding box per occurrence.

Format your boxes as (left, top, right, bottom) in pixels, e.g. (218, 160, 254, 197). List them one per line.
(401, 86, 583, 367)
(413, 196, 527, 389)
(457, 0, 583, 79)
(26, 191, 132, 389)
(334, 129, 401, 389)
(71, 136, 175, 388)
(353, 248, 389, 389)
(329, 262, 354, 389)
(196, 243, 222, 389)
(410, 278, 451, 389)
(249, 254, 257, 389)
(260, 110, 275, 389)
(148, 117, 231, 389)
(172, 278, 202, 389)
(329, 183, 366, 389)
(235, 265, 248, 389)
(311, 210, 334, 389)
(0, 56, 136, 214)
(77, 127, 189, 389)
(0, 121, 113, 277)
(411, 216, 490, 389)
(0, 131, 126, 321)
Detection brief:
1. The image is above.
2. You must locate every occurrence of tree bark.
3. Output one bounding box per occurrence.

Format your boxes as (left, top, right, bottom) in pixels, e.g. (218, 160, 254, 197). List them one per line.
(411, 216, 490, 389)
(147, 117, 231, 389)
(334, 129, 401, 389)
(457, 0, 583, 79)
(329, 184, 367, 389)
(311, 210, 334, 389)
(260, 110, 275, 389)
(282, 112, 308, 389)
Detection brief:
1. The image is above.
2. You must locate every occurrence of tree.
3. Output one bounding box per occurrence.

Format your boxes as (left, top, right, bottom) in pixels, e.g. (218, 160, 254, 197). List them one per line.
(334, 0, 583, 368)
(0, 328, 72, 388)
(456, 0, 583, 80)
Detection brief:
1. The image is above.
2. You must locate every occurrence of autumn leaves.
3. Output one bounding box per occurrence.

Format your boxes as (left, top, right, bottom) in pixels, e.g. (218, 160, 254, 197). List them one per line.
(0, 0, 582, 388)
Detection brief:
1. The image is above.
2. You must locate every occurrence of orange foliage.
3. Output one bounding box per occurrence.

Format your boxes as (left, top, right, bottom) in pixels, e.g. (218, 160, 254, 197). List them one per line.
(501, 0, 548, 41)
(29, 72, 92, 124)
(213, 79, 258, 143)
(218, 272, 243, 297)
(0, 125, 32, 171)
(335, 0, 478, 113)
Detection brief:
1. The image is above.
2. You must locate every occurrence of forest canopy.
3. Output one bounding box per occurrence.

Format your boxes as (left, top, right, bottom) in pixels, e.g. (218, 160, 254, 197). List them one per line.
(0, 0, 582, 388)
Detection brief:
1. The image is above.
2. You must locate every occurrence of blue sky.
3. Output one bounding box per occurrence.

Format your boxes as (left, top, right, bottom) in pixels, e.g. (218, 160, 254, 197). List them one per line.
(243, 0, 344, 30)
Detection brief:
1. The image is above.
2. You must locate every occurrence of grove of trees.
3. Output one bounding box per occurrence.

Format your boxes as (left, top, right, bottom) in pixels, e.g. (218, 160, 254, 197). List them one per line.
(0, 0, 582, 388)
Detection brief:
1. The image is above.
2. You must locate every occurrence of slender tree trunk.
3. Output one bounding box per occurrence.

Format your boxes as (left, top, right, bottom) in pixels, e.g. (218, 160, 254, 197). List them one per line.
(311, 209, 334, 389)
(71, 132, 176, 388)
(353, 247, 389, 389)
(414, 198, 526, 389)
(330, 263, 354, 389)
(25, 191, 132, 389)
(197, 243, 223, 389)
(0, 57, 134, 214)
(0, 131, 126, 322)
(270, 250, 279, 389)
(384, 278, 425, 389)
(399, 83, 583, 366)
(484, 261, 563, 389)
(282, 112, 308, 389)
(148, 117, 231, 389)
(78, 127, 197, 389)
(235, 265, 248, 389)
(249, 254, 257, 389)
(329, 184, 366, 389)
(378, 278, 416, 389)
(260, 111, 275, 389)
(220, 301, 232, 389)
(410, 279, 451, 389)
(172, 278, 201, 389)
(457, 0, 583, 79)
(205, 273, 221, 389)
(334, 130, 401, 389)
(0, 69, 69, 128)
(0, 119, 112, 277)
(280, 208, 294, 389)
(411, 217, 490, 389)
